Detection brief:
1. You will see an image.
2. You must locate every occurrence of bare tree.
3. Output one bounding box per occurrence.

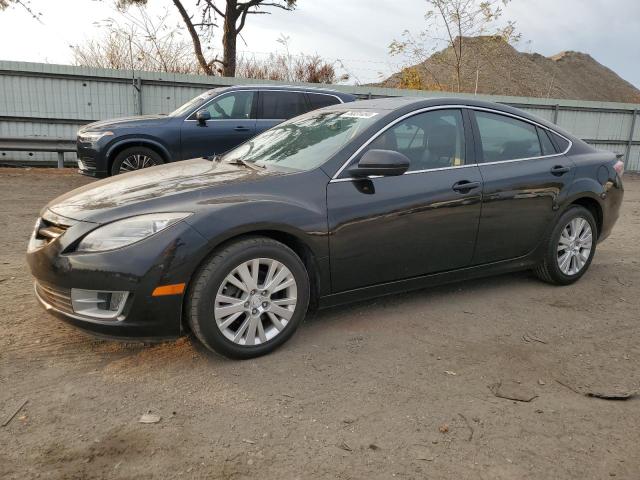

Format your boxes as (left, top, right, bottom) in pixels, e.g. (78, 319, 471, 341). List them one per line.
(122, 0, 297, 77)
(72, 6, 198, 74)
(237, 36, 348, 83)
(390, 0, 519, 92)
(0, 0, 40, 19)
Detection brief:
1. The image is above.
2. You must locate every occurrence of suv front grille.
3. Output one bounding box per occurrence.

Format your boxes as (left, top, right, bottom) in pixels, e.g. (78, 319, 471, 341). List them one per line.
(36, 282, 73, 315)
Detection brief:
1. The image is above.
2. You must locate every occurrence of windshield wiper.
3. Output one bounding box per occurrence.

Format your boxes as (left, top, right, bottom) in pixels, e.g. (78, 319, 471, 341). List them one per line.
(227, 158, 265, 171)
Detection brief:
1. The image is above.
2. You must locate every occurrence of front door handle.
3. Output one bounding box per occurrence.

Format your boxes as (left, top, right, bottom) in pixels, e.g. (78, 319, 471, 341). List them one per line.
(234, 126, 250, 132)
(452, 180, 481, 193)
(550, 165, 570, 175)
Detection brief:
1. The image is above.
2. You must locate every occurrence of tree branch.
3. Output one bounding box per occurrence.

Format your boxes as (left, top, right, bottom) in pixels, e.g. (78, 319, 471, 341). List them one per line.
(172, 0, 217, 74)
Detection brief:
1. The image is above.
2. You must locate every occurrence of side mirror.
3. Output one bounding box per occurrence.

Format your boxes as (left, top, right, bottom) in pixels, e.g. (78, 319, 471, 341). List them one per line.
(196, 110, 211, 126)
(349, 149, 410, 178)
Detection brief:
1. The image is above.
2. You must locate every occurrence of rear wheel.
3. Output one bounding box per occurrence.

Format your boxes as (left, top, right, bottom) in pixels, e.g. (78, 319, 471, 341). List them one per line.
(187, 237, 310, 359)
(111, 146, 163, 175)
(534, 205, 597, 285)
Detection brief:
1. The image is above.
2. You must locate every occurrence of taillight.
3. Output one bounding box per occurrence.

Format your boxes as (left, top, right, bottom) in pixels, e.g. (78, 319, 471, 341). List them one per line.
(613, 160, 624, 177)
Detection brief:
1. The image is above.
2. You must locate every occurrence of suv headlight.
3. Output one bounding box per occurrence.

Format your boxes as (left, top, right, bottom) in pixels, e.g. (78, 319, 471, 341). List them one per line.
(76, 213, 191, 253)
(78, 131, 114, 143)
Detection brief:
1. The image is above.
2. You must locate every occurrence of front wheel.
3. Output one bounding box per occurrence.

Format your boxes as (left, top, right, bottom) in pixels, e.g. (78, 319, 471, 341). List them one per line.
(111, 146, 163, 176)
(187, 237, 310, 359)
(534, 205, 597, 285)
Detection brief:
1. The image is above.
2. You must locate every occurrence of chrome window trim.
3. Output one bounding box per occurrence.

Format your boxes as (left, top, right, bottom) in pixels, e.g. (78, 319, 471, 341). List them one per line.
(184, 89, 344, 122)
(329, 105, 573, 183)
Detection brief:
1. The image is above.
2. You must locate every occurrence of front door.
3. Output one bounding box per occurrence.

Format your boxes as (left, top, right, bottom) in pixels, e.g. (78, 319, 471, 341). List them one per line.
(469, 109, 576, 264)
(327, 108, 483, 293)
(180, 90, 256, 159)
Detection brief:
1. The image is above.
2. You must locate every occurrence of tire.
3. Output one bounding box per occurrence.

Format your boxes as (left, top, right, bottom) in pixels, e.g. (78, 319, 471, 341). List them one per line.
(534, 205, 597, 285)
(110, 146, 164, 176)
(187, 236, 310, 359)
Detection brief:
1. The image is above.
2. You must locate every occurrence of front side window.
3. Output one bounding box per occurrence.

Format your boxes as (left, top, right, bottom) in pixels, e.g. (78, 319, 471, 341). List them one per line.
(365, 109, 466, 172)
(193, 91, 255, 120)
(260, 91, 308, 120)
(224, 109, 381, 172)
(475, 111, 542, 162)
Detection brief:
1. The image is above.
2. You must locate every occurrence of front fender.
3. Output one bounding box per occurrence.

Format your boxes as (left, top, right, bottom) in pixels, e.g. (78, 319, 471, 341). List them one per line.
(105, 136, 173, 164)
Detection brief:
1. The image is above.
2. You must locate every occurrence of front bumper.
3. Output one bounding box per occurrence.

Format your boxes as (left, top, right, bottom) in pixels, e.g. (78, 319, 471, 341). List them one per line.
(27, 212, 210, 340)
(77, 140, 109, 178)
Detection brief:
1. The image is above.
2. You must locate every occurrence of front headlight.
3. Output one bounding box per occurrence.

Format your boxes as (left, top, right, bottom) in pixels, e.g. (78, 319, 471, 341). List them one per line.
(78, 131, 114, 143)
(76, 213, 191, 253)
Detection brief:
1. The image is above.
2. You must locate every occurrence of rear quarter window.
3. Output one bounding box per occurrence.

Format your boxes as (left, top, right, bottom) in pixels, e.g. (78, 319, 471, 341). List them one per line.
(307, 93, 341, 110)
(549, 131, 571, 153)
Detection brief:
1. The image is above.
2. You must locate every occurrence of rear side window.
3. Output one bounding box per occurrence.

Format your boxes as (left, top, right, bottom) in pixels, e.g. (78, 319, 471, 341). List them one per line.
(307, 93, 341, 110)
(260, 91, 308, 119)
(537, 127, 557, 155)
(475, 111, 542, 162)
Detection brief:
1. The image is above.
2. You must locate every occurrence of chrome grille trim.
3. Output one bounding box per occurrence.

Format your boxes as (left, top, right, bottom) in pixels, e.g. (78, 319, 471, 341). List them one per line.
(35, 282, 73, 315)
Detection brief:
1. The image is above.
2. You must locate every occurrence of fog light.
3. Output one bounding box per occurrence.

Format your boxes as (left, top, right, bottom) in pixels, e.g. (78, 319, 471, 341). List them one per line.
(71, 289, 129, 320)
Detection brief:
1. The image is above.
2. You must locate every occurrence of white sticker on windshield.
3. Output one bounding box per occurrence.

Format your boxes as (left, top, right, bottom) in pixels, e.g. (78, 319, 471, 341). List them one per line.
(341, 111, 378, 119)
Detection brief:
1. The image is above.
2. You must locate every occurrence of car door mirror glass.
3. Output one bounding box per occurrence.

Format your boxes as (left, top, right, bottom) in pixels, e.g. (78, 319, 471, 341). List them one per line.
(349, 149, 410, 178)
(196, 110, 211, 125)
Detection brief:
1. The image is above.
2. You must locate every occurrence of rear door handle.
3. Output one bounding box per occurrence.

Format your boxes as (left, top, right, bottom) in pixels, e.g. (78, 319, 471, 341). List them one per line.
(452, 180, 481, 193)
(234, 126, 250, 132)
(550, 165, 570, 175)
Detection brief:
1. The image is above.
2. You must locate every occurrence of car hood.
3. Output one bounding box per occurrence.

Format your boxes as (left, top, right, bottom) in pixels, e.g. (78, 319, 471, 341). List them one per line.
(45, 159, 270, 223)
(80, 114, 172, 131)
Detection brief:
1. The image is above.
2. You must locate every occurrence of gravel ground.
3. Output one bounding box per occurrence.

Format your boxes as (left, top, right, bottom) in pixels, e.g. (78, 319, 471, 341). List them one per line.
(1, 168, 639, 480)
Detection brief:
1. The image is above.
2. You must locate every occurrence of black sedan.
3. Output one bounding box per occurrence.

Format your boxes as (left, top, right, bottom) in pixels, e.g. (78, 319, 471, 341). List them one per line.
(27, 97, 624, 359)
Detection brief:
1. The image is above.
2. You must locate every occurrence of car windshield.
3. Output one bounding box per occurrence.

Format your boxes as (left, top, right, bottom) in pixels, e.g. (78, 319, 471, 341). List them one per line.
(169, 91, 218, 117)
(223, 109, 382, 172)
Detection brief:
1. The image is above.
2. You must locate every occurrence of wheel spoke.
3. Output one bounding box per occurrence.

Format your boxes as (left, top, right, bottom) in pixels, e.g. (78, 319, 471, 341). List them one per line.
(226, 273, 249, 293)
(215, 301, 245, 318)
(257, 319, 268, 343)
(244, 316, 259, 346)
(558, 251, 571, 273)
(236, 263, 258, 291)
(218, 311, 243, 330)
(272, 278, 294, 294)
(272, 297, 297, 306)
(270, 304, 293, 321)
(233, 317, 251, 343)
(267, 312, 285, 331)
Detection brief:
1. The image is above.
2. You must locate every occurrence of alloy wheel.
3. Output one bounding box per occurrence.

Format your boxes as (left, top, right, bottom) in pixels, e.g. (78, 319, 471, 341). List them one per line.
(214, 258, 298, 346)
(556, 216, 593, 276)
(119, 154, 157, 173)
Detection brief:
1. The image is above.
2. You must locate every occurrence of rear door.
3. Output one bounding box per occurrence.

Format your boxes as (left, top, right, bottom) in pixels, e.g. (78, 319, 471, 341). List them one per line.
(255, 90, 309, 135)
(470, 109, 575, 264)
(180, 90, 256, 159)
(327, 108, 483, 292)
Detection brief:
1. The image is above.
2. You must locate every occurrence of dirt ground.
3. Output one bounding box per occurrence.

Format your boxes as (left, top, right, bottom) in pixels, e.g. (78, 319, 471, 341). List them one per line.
(1, 167, 639, 480)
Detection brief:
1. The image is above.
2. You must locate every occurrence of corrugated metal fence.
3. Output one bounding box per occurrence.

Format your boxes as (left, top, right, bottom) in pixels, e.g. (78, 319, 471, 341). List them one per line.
(1, 60, 639, 171)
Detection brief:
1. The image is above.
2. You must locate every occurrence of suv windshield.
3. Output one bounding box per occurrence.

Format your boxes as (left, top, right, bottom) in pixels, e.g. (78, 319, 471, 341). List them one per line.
(223, 109, 381, 172)
(169, 90, 219, 117)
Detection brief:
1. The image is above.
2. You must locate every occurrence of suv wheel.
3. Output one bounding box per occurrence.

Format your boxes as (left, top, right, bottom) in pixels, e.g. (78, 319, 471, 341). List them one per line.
(111, 146, 163, 175)
(187, 237, 310, 359)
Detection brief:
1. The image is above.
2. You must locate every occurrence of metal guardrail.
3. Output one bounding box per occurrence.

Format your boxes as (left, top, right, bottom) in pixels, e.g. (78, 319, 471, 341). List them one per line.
(0, 137, 76, 168)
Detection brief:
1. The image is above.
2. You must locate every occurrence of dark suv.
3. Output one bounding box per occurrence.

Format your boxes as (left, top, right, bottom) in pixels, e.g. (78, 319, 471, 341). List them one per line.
(76, 85, 356, 177)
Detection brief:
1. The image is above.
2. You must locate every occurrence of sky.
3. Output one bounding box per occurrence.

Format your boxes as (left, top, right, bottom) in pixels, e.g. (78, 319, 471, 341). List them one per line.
(0, 0, 639, 87)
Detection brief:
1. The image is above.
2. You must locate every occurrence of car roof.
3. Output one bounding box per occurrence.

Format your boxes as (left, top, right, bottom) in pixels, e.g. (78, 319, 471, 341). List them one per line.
(330, 96, 576, 139)
(209, 84, 356, 100)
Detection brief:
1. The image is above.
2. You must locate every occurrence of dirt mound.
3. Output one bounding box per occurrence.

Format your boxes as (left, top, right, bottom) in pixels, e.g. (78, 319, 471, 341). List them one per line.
(381, 36, 640, 103)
